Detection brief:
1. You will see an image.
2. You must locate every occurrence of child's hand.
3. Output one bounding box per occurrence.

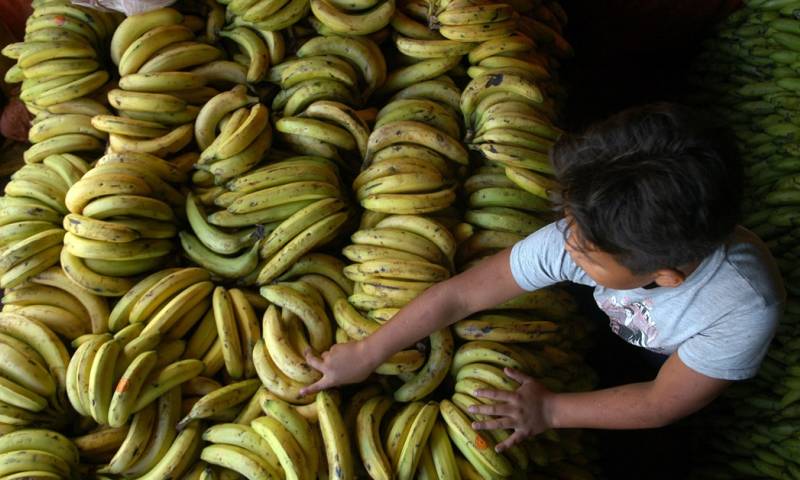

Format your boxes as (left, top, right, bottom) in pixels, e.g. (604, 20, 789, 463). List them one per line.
(468, 367, 555, 452)
(300, 341, 381, 396)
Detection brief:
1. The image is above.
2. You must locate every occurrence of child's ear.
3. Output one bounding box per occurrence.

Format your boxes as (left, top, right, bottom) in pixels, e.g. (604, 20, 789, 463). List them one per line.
(652, 269, 686, 288)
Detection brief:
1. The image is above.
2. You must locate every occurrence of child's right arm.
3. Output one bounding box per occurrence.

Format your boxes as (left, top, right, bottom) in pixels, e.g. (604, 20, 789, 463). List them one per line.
(301, 247, 527, 395)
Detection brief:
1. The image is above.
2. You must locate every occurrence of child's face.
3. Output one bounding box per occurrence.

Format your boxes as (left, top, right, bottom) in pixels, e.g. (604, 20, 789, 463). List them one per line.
(564, 226, 657, 290)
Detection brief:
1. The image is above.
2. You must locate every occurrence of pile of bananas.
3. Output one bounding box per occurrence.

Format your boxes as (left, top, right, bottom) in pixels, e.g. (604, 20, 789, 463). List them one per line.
(0, 311, 71, 431)
(0, 0, 608, 478)
(0, 428, 80, 478)
(226, 0, 311, 33)
(2, 1, 115, 166)
(100, 8, 225, 157)
(60, 153, 186, 295)
(679, 2, 800, 478)
(270, 35, 386, 113)
(187, 152, 349, 282)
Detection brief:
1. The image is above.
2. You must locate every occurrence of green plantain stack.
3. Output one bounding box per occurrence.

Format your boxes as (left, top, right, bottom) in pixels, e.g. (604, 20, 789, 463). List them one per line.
(680, 1, 800, 479)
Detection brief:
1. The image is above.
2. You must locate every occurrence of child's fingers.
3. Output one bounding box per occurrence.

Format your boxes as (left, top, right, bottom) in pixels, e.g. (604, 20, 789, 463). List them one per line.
(473, 388, 515, 402)
(304, 348, 325, 371)
(300, 378, 326, 396)
(495, 430, 525, 453)
(468, 402, 514, 417)
(472, 418, 516, 431)
(503, 367, 531, 383)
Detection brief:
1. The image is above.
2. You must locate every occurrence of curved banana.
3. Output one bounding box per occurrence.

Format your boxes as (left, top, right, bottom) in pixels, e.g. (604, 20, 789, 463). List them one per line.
(118, 24, 195, 75)
(179, 379, 260, 428)
(377, 56, 462, 96)
(439, 399, 510, 479)
(138, 42, 223, 74)
(317, 390, 354, 480)
(310, 0, 395, 35)
(396, 401, 439, 480)
(375, 98, 461, 139)
(115, 386, 177, 475)
(262, 397, 319, 476)
(356, 396, 393, 480)
(261, 198, 345, 260)
(30, 267, 109, 334)
(201, 423, 281, 475)
(110, 8, 183, 65)
(256, 211, 348, 285)
(179, 232, 261, 280)
(395, 328, 454, 402)
(131, 359, 204, 414)
(219, 27, 270, 83)
(367, 120, 467, 164)
(200, 443, 280, 480)
(195, 85, 258, 150)
(297, 35, 386, 96)
(250, 415, 309, 480)
(253, 339, 314, 404)
(101, 402, 157, 474)
(136, 421, 201, 480)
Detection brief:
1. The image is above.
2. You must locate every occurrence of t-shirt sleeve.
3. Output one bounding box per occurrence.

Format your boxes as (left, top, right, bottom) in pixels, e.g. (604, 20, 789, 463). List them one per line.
(509, 220, 595, 291)
(677, 303, 782, 380)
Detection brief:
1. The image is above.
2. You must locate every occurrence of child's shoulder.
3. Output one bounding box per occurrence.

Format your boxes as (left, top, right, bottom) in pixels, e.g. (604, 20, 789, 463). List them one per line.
(716, 226, 785, 310)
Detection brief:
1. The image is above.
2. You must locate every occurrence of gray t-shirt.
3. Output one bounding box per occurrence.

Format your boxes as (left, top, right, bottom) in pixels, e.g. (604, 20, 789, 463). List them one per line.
(510, 221, 785, 380)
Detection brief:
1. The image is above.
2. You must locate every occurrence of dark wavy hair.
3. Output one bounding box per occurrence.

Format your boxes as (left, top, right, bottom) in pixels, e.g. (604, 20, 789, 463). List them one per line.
(551, 103, 743, 274)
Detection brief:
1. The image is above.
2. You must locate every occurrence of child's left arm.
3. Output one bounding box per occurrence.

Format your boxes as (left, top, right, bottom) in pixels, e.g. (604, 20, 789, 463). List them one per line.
(469, 353, 730, 451)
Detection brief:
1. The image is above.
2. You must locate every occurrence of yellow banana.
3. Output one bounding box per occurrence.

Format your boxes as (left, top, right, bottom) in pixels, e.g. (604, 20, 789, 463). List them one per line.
(28, 113, 104, 143)
(377, 56, 462, 96)
(395, 328, 454, 402)
(310, 0, 395, 35)
(250, 415, 309, 480)
(138, 41, 223, 74)
(255, 211, 348, 285)
(317, 390, 354, 480)
(110, 7, 183, 65)
(367, 120, 467, 164)
(219, 27, 270, 83)
(252, 339, 314, 404)
(356, 396, 393, 480)
(108, 123, 194, 157)
(297, 35, 386, 96)
(195, 85, 258, 150)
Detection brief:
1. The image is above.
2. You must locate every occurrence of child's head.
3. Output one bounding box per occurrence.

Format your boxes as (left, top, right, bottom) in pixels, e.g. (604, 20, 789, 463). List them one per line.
(551, 102, 743, 290)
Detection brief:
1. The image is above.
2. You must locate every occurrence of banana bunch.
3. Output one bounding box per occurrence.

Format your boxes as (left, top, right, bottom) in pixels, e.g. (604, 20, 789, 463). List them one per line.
(255, 281, 335, 401)
(390, 0, 440, 41)
(275, 100, 371, 173)
(0, 428, 80, 478)
(225, 0, 311, 32)
(445, 340, 598, 478)
(0, 154, 87, 289)
(309, 0, 395, 36)
(354, 392, 446, 480)
(270, 35, 387, 106)
(61, 154, 184, 296)
(0, 312, 71, 428)
(429, 0, 518, 42)
(201, 395, 324, 479)
(1, 266, 109, 341)
(1, 1, 115, 118)
(195, 89, 272, 183)
(359, 78, 467, 214)
(106, 8, 228, 155)
(85, 387, 193, 477)
(178, 285, 264, 382)
(66, 327, 204, 427)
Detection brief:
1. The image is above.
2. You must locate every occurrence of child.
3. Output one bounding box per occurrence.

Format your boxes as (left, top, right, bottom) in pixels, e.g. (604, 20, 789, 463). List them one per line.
(300, 103, 786, 452)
